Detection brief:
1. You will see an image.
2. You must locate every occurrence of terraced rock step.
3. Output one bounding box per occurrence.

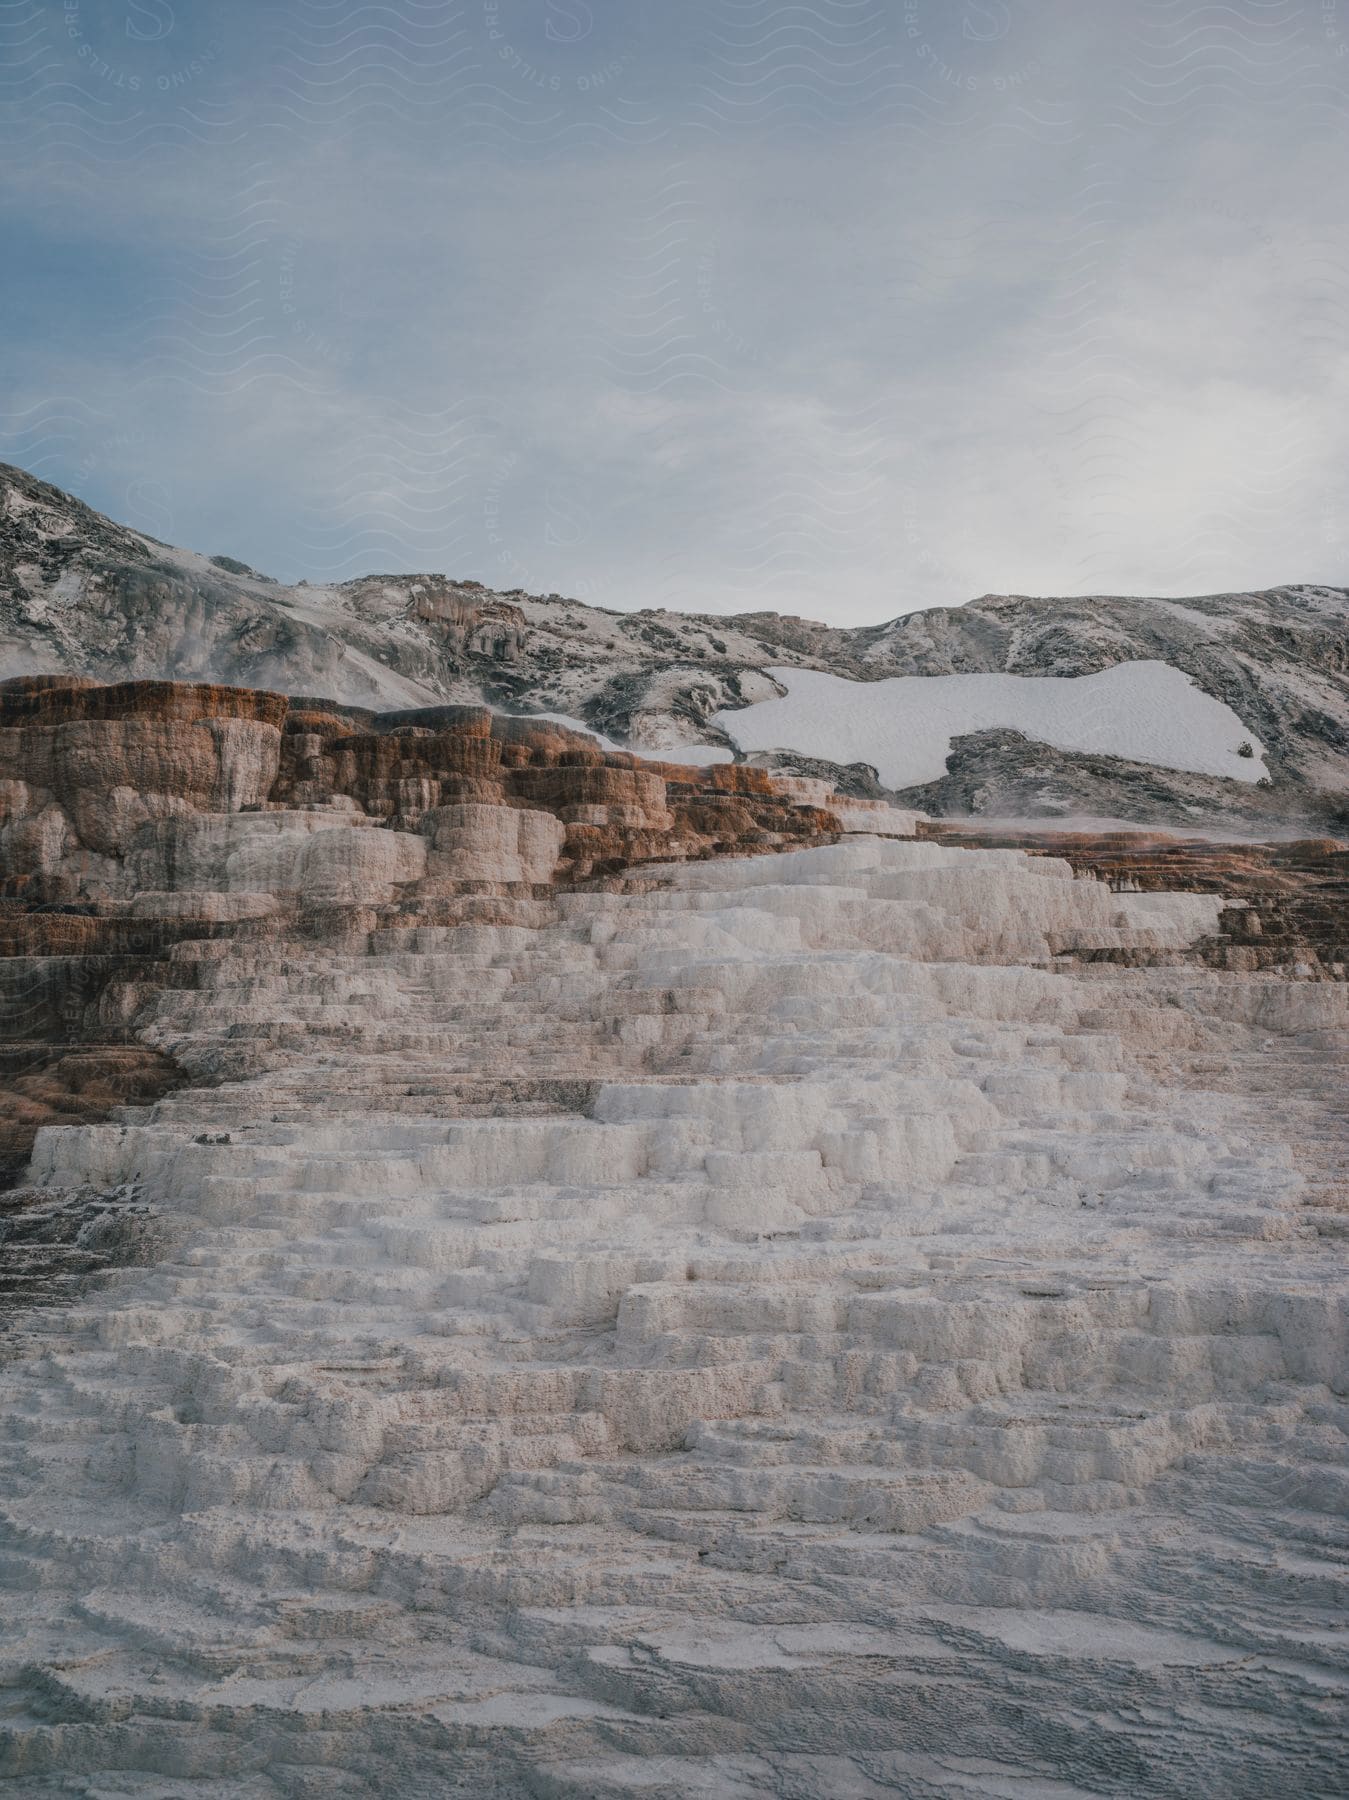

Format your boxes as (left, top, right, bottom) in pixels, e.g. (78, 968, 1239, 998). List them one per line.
(0, 1183, 164, 1316)
(0, 1045, 186, 1190)
(922, 822, 1349, 978)
(0, 825, 1345, 1797)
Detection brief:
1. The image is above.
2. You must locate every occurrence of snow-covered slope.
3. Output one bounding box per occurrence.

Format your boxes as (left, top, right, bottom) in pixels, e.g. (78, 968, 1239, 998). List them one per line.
(714, 663, 1269, 788)
(2, 462, 1344, 827)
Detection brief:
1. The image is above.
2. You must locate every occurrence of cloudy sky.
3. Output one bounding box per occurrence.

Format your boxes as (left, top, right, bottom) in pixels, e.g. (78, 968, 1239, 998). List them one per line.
(2, 1, 1347, 621)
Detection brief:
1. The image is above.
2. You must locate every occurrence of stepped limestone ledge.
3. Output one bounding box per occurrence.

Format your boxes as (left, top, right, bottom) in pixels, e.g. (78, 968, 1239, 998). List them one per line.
(0, 679, 1345, 1797)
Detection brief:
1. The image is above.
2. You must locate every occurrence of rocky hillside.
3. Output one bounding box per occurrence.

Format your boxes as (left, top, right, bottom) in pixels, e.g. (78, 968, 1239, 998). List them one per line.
(3, 462, 1345, 829)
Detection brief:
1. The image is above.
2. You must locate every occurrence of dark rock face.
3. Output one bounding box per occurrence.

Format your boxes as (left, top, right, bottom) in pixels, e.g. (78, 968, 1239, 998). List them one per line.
(897, 729, 1349, 837)
(0, 1180, 168, 1316)
(3, 462, 1345, 829)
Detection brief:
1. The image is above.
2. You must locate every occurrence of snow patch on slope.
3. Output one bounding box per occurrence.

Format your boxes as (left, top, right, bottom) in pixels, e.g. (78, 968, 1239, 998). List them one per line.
(714, 662, 1268, 788)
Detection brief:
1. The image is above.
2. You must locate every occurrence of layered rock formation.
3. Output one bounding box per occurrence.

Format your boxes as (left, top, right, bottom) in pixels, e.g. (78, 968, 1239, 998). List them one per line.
(0, 674, 833, 899)
(0, 675, 844, 1187)
(0, 679, 1345, 1796)
(4, 462, 1346, 831)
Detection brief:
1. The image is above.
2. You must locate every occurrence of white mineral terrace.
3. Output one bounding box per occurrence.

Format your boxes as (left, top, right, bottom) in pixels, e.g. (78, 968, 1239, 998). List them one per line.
(1, 828, 1346, 1797)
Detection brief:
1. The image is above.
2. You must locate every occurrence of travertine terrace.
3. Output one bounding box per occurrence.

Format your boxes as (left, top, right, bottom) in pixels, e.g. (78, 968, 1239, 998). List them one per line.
(0, 678, 1345, 1796)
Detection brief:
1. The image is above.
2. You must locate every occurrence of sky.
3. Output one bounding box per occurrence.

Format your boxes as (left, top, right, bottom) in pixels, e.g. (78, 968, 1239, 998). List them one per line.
(2, 1, 1347, 623)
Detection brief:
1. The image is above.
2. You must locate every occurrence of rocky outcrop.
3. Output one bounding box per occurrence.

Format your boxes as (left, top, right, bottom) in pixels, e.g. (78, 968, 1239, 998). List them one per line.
(0, 1045, 184, 1191)
(888, 725, 1347, 836)
(0, 677, 286, 879)
(0, 675, 841, 908)
(3, 463, 1345, 830)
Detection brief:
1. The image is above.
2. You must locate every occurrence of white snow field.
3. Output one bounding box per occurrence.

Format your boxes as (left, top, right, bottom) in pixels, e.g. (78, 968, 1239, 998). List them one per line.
(0, 826, 1345, 1796)
(714, 662, 1269, 787)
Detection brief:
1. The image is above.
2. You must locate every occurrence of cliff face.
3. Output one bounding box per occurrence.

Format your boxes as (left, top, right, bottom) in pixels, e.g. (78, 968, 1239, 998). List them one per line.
(0, 677, 286, 873)
(3, 462, 1345, 830)
(0, 674, 840, 909)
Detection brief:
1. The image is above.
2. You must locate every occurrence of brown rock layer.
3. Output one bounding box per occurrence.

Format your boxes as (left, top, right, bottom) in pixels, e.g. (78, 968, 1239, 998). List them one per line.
(0, 1044, 186, 1189)
(1, 677, 835, 902)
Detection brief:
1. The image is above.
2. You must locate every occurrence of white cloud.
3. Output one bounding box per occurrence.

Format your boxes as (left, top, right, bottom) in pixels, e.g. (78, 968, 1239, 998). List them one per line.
(2, 5, 1345, 620)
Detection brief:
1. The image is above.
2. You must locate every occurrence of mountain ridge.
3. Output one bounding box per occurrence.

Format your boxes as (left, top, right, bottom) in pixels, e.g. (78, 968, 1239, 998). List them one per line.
(2, 461, 1345, 831)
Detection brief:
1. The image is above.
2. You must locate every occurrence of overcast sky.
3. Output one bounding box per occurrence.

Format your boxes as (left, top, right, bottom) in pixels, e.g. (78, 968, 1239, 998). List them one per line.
(2, 1, 1346, 621)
